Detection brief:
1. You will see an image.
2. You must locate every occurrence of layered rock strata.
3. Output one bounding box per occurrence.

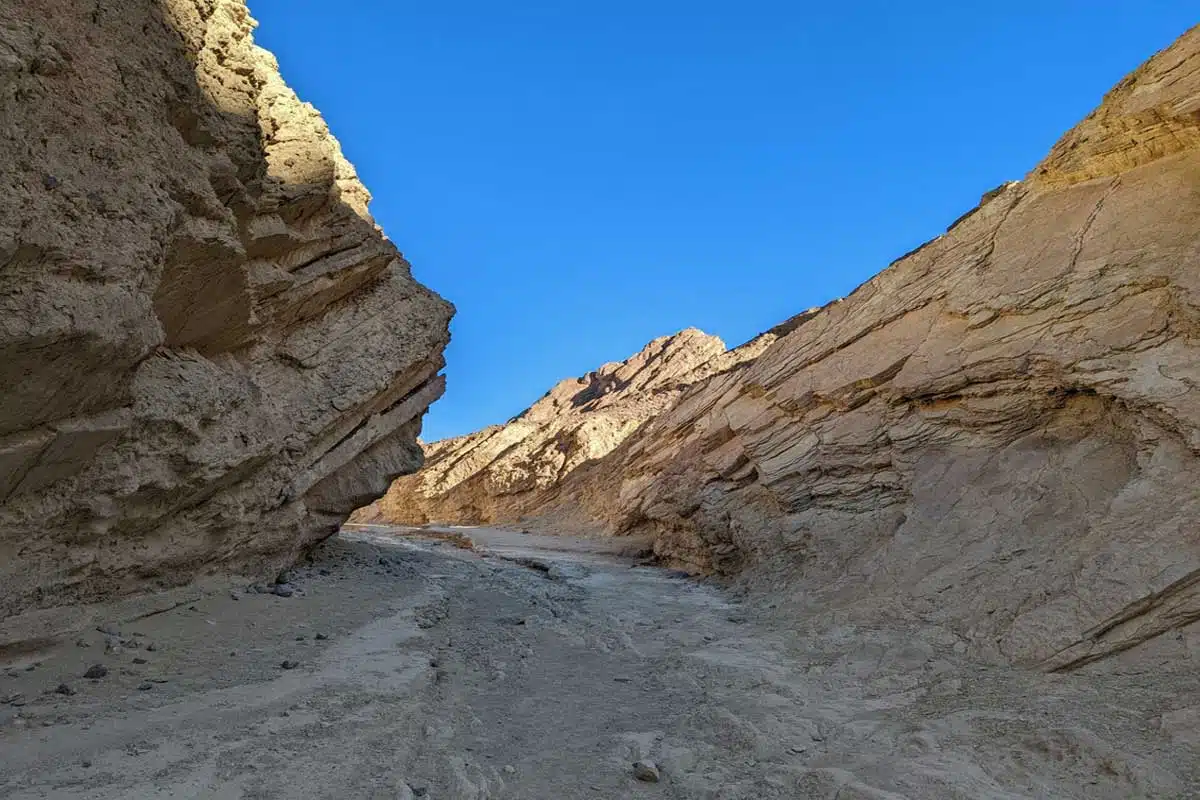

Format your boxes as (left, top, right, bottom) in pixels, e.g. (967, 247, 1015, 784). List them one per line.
(357, 324, 803, 527)
(0, 0, 452, 638)
(373, 28, 1200, 672)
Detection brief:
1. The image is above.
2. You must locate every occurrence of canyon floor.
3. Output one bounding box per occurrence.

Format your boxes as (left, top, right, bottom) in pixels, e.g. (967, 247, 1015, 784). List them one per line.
(1, 526, 1197, 799)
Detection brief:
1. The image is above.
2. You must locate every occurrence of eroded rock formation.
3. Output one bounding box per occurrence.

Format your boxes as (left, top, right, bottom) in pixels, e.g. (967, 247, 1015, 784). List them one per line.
(0, 0, 452, 639)
(357, 324, 806, 527)
(374, 28, 1200, 672)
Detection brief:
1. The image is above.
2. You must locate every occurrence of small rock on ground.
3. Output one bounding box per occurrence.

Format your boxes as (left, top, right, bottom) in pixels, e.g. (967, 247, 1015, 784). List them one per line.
(83, 665, 108, 679)
(632, 760, 660, 782)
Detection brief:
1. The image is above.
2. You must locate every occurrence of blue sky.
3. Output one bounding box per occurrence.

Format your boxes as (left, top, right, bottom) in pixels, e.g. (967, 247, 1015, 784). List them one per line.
(248, 2, 1195, 441)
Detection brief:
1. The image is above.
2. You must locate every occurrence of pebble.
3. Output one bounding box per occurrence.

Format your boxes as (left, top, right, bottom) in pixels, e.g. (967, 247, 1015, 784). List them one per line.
(276, 570, 293, 585)
(632, 760, 661, 782)
(23, 663, 37, 672)
(133, 658, 148, 665)
(96, 622, 121, 637)
(314, 633, 328, 641)
(230, 592, 241, 602)
(296, 635, 306, 641)
(272, 584, 296, 598)
(81, 759, 92, 768)
(137, 682, 153, 691)
(145, 642, 158, 652)
(75, 638, 90, 649)
(55, 683, 75, 696)
(83, 664, 108, 680)
(502, 765, 516, 775)
(280, 660, 299, 670)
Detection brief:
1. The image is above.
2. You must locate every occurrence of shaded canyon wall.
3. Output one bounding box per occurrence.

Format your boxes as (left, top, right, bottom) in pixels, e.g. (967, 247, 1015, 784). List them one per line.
(0, 0, 453, 641)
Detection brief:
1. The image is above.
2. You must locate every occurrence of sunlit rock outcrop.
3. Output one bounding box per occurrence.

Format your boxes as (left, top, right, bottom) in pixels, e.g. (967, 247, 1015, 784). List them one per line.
(375, 28, 1200, 672)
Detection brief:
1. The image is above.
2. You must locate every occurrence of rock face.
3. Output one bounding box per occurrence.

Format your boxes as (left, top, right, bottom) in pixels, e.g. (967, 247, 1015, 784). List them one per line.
(357, 325, 800, 527)
(0, 1, 452, 635)
(374, 28, 1200, 673)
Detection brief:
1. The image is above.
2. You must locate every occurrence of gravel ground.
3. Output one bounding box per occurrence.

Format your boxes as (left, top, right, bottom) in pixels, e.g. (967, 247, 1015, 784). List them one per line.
(0, 525, 1196, 799)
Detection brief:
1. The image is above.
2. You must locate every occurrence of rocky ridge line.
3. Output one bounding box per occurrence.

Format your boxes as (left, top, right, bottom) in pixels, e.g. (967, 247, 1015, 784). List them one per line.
(356, 321, 813, 528)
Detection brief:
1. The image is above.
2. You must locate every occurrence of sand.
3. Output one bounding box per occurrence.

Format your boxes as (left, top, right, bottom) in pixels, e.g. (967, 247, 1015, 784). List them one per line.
(1, 525, 1196, 798)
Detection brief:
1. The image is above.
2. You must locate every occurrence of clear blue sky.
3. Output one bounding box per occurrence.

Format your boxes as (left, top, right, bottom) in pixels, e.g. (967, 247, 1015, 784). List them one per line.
(248, 1, 1194, 441)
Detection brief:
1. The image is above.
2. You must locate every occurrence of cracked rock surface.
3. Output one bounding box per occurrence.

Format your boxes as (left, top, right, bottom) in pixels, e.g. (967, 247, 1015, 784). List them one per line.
(0, 0, 452, 643)
(371, 28, 1200, 675)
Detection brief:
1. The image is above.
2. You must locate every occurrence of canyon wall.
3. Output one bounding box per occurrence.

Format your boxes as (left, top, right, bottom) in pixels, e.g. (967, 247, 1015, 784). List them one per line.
(357, 320, 812, 528)
(374, 28, 1200, 672)
(0, 0, 452, 640)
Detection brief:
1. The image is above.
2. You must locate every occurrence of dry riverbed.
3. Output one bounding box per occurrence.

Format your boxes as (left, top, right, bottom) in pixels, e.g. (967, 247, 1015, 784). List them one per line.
(1, 526, 1197, 798)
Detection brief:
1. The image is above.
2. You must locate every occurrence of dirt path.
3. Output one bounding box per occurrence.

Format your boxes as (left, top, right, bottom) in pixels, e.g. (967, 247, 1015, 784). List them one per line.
(1, 526, 1196, 798)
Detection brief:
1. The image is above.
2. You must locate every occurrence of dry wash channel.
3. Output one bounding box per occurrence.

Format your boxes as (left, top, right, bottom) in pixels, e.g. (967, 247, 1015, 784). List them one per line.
(0, 3, 1198, 799)
(3, 526, 1196, 798)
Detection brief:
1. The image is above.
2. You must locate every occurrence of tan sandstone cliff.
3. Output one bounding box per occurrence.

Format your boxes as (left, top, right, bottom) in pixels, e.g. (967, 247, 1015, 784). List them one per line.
(356, 319, 813, 528)
(0, 0, 452, 642)
(372, 27, 1200, 673)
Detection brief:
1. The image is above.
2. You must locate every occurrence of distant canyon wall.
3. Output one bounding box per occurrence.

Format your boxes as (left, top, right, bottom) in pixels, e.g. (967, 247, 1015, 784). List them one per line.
(355, 320, 812, 529)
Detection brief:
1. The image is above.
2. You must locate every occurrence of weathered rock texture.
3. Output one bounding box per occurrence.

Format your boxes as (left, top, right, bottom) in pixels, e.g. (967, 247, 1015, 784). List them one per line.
(0, 0, 452, 637)
(357, 324, 804, 527)
(374, 28, 1200, 673)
